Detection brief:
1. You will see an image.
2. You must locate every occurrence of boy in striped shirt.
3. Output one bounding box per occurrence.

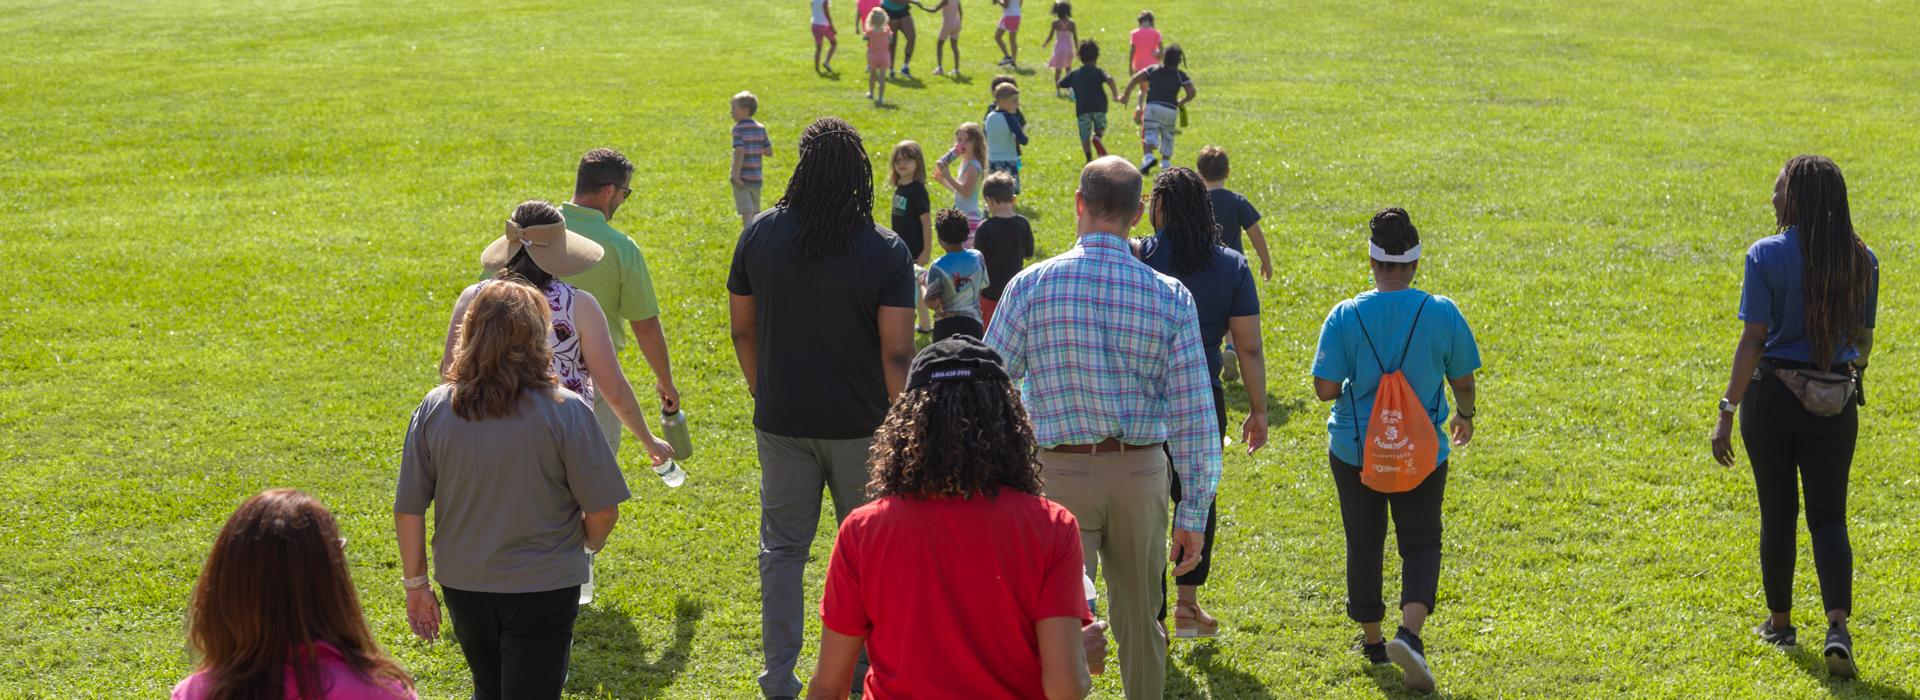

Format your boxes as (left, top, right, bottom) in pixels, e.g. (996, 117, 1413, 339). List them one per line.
(730, 91, 775, 228)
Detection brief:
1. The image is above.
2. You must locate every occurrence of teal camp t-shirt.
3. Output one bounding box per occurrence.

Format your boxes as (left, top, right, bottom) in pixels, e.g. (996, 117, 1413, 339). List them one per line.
(1312, 288, 1481, 467)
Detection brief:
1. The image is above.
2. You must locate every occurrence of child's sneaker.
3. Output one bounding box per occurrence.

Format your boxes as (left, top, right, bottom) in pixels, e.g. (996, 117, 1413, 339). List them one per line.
(1385, 626, 1434, 693)
(933, 67, 945, 76)
(901, 65, 914, 78)
(1091, 136, 1107, 157)
(1824, 624, 1857, 678)
(998, 57, 1013, 66)
(1755, 618, 1797, 647)
(1139, 155, 1158, 174)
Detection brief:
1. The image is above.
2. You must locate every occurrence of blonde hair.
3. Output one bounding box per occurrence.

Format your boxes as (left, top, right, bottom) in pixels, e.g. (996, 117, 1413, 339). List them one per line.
(867, 7, 888, 31)
(889, 140, 927, 186)
(956, 122, 987, 162)
(731, 90, 758, 116)
(445, 280, 557, 420)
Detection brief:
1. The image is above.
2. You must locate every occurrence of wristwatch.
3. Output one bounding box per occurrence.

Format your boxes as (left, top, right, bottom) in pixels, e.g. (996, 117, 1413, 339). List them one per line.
(402, 575, 430, 590)
(1719, 398, 1738, 415)
(1457, 409, 1475, 420)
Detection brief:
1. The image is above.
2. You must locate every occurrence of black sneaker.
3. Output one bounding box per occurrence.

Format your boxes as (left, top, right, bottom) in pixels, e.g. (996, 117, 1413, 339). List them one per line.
(1755, 619, 1797, 647)
(1824, 624, 1857, 678)
(1353, 635, 1388, 664)
(1385, 626, 1434, 693)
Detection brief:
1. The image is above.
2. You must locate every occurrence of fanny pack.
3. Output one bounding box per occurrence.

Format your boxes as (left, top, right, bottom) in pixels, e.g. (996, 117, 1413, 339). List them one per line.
(1761, 361, 1858, 418)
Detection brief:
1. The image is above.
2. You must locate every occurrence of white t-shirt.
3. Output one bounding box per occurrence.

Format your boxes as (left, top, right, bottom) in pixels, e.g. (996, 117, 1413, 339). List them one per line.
(1004, 0, 1021, 16)
(812, 0, 830, 25)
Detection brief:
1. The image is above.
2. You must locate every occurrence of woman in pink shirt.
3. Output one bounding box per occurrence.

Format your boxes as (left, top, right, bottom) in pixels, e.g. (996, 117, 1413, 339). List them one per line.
(174, 490, 415, 700)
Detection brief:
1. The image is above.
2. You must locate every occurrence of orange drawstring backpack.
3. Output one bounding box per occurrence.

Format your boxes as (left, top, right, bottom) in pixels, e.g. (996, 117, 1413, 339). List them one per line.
(1347, 296, 1440, 493)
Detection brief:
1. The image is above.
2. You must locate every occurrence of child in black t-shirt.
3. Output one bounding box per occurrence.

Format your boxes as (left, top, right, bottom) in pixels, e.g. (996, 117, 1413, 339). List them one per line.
(970, 172, 1035, 329)
(889, 140, 935, 331)
(1057, 39, 1118, 161)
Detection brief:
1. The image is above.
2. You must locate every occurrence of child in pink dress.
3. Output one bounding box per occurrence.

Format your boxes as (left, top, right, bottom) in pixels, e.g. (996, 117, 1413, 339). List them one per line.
(865, 8, 893, 105)
(1041, 1, 1077, 95)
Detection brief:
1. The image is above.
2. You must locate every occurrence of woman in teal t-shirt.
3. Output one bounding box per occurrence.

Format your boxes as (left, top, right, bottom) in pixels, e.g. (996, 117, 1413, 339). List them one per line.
(1309, 208, 1480, 693)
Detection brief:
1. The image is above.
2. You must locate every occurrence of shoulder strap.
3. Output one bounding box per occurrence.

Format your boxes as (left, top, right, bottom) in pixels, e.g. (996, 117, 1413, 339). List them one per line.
(1352, 305, 1388, 374)
(1391, 296, 1432, 371)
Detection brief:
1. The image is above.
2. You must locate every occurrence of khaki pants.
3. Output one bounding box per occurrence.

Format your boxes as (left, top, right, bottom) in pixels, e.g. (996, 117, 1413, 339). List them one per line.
(1040, 448, 1170, 700)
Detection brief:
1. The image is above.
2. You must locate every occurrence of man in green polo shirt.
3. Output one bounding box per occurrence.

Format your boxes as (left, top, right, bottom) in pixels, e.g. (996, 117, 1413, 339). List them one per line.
(558, 148, 680, 455)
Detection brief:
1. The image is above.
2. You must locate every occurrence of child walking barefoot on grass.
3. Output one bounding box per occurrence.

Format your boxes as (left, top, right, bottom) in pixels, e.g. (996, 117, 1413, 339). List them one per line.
(811, 0, 839, 72)
(1041, 2, 1076, 96)
(865, 8, 893, 105)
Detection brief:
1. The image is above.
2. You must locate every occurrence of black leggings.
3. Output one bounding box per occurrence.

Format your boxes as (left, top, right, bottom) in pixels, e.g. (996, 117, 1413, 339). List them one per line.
(1739, 370, 1856, 615)
(1330, 453, 1447, 624)
(1159, 385, 1228, 620)
(442, 586, 581, 700)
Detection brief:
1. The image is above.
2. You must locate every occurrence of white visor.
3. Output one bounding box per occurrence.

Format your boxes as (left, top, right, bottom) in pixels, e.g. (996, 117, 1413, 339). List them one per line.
(1369, 242, 1421, 263)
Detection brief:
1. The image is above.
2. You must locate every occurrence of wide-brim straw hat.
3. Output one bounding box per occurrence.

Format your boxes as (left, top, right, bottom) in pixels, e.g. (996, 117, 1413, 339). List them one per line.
(480, 220, 604, 277)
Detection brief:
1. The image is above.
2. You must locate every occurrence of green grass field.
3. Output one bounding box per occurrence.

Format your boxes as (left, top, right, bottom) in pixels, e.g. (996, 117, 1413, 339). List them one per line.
(3, 0, 1917, 697)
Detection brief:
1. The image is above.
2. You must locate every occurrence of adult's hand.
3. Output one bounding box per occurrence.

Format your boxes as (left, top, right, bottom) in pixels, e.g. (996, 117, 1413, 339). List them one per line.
(1240, 412, 1268, 455)
(1710, 412, 1736, 467)
(644, 435, 675, 467)
(406, 586, 441, 642)
(1259, 258, 1273, 282)
(1170, 528, 1205, 576)
(1449, 414, 1474, 447)
(1082, 620, 1108, 674)
(656, 379, 681, 413)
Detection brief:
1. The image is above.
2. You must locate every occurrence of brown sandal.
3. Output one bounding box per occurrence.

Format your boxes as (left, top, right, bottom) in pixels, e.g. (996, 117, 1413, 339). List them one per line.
(1172, 601, 1219, 639)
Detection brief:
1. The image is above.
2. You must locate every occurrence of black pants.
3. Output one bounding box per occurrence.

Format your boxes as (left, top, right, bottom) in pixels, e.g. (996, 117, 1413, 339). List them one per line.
(1739, 370, 1856, 615)
(442, 586, 581, 700)
(931, 315, 985, 342)
(1330, 453, 1447, 623)
(1159, 384, 1228, 620)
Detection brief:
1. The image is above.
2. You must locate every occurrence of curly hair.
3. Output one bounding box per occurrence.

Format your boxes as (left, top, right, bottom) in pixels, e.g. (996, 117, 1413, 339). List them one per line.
(867, 379, 1044, 500)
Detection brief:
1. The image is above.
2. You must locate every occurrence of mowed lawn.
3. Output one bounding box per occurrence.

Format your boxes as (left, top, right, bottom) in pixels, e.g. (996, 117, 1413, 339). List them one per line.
(3, 0, 1917, 697)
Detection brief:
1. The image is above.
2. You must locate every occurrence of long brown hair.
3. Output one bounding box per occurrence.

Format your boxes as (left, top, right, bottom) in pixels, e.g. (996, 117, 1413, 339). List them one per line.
(445, 280, 556, 420)
(186, 489, 411, 699)
(868, 379, 1045, 499)
(1779, 155, 1872, 367)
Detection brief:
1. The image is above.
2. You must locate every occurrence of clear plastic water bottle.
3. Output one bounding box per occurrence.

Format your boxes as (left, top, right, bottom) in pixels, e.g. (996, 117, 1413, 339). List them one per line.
(1083, 574, 1104, 676)
(579, 550, 595, 605)
(661, 409, 694, 460)
(653, 460, 687, 488)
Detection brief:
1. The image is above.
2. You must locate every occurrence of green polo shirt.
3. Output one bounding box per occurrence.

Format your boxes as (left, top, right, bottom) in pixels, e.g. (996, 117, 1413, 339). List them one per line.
(557, 201, 661, 352)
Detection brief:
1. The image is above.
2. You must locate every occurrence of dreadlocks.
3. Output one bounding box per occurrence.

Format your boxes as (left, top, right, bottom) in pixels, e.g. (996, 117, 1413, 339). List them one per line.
(777, 117, 875, 262)
(867, 379, 1044, 500)
(1151, 167, 1220, 277)
(1781, 155, 1873, 368)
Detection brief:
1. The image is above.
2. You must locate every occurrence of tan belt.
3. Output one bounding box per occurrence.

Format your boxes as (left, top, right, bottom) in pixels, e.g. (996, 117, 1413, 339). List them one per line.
(1045, 437, 1165, 454)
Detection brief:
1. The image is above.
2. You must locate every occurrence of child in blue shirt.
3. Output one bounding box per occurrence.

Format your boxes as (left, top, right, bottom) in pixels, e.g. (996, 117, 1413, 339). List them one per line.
(983, 82, 1028, 194)
(924, 208, 990, 341)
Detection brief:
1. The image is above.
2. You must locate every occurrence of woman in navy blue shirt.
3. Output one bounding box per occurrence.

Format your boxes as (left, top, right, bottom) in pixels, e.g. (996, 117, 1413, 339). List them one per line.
(1135, 167, 1265, 640)
(1710, 155, 1877, 678)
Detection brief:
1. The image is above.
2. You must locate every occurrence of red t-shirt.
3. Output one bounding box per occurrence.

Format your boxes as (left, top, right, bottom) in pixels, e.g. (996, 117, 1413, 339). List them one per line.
(821, 491, 1093, 699)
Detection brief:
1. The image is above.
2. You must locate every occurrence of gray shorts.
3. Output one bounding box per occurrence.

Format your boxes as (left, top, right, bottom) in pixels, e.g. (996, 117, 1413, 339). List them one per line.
(733, 181, 763, 217)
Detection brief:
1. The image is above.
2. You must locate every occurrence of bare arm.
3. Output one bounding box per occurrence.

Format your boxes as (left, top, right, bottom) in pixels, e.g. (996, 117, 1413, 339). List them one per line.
(439, 285, 480, 376)
(1244, 222, 1273, 281)
(1447, 372, 1476, 447)
(804, 628, 867, 699)
(879, 306, 915, 398)
(577, 296, 672, 465)
(395, 511, 440, 642)
(1119, 72, 1146, 103)
(919, 212, 933, 266)
(1038, 616, 1093, 700)
(582, 506, 619, 553)
(629, 316, 679, 412)
(1179, 81, 1197, 106)
(1313, 377, 1342, 402)
(1711, 322, 1768, 466)
(729, 294, 759, 397)
(1228, 315, 1267, 454)
(731, 146, 745, 184)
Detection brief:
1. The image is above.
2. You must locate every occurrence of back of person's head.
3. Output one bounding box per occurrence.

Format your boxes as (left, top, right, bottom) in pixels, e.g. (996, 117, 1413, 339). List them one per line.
(731, 90, 759, 117)
(1369, 207, 1421, 272)
(1077, 39, 1100, 64)
(982, 171, 1017, 204)
(867, 6, 888, 29)
(500, 200, 565, 290)
(1151, 167, 1220, 276)
(990, 74, 1018, 92)
(445, 280, 555, 420)
(1780, 154, 1873, 366)
(1078, 156, 1144, 224)
(869, 337, 1042, 499)
(993, 82, 1020, 104)
(1138, 9, 1154, 26)
(889, 140, 927, 186)
(1195, 146, 1230, 182)
(1052, 1, 1071, 19)
(934, 208, 971, 246)
(187, 489, 412, 699)
(776, 117, 874, 262)
(574, 148, 633, 196)
(1162, 43, 1184, 69)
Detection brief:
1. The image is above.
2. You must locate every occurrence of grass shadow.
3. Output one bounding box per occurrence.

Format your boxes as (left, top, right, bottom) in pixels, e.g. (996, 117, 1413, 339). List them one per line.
(1184, 644, 1278, 699)
(1784, 646, 1917, 699)
(565, 595, 705, 698)
(887, 74, 926, 89)
(947, 72, 975, 85)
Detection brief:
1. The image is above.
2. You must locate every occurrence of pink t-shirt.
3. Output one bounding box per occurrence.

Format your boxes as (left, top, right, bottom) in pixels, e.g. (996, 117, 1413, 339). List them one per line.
(857, 0, 881, 22)
(1129, 27, 1162, 74)
(172, 642, 417, 700)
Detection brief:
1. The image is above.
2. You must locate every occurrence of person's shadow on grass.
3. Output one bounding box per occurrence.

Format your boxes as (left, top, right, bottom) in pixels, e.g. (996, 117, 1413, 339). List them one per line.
(1179, 644, 1278, 699)
(1785, 646, 1917, 700)
(888, 74, 927, 89)
(565, 595, 705, 698)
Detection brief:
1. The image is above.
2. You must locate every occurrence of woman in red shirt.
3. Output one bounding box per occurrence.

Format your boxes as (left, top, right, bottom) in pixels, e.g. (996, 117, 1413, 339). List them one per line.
(807, 336, 1101, 700)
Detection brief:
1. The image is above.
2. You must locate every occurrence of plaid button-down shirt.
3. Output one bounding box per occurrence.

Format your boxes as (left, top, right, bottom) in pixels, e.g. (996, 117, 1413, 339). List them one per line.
(985, 232, 1221, 531)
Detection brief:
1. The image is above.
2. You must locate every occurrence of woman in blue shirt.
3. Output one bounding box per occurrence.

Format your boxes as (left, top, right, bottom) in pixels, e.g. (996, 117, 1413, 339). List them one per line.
(1310, 208, 1479, 693)
(1135, 167, 1266, 639)
(1710, 155, 1876, 678)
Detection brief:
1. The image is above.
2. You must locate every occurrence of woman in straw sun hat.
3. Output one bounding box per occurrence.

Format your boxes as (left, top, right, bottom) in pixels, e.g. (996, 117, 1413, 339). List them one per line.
(439, 199, 675, 466)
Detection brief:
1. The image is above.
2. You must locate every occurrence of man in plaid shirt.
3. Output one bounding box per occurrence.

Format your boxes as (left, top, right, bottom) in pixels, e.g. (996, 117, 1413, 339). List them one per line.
(983, 156, 1220, 700)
